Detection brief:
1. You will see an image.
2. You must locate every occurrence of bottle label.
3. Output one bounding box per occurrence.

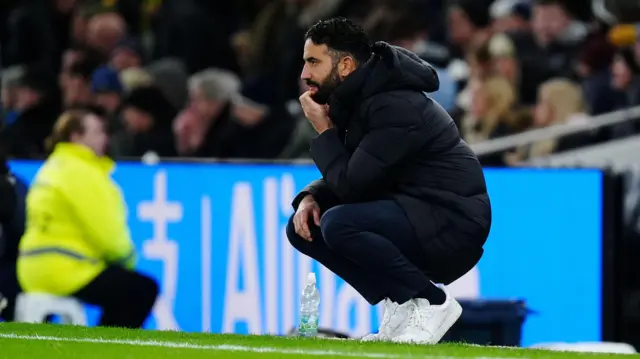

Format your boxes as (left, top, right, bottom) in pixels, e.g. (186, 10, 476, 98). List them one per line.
(299, 314, 319, 336)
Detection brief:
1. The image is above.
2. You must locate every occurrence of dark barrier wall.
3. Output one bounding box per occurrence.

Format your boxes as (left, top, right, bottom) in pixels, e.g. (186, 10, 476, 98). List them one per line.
(612, 166, 640, 348)
(8, 161, 616, 347)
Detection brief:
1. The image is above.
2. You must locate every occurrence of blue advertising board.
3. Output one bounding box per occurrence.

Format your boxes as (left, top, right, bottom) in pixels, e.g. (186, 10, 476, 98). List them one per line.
(8, 161, 602, 346)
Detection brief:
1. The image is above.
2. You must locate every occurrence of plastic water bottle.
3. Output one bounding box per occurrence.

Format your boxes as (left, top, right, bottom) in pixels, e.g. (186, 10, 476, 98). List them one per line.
(299, 272, 320, 337)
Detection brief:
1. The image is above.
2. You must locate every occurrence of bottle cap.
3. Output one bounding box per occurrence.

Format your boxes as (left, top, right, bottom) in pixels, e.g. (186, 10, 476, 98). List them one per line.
(307, 272, 316, 284)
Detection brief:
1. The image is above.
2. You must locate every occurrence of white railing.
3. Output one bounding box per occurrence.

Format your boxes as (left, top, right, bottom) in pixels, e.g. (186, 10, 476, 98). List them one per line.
(471, 106, 640, 156)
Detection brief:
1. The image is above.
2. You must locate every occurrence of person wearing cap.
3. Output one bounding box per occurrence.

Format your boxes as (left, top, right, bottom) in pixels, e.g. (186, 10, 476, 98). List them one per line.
(92, 65, 124, 116)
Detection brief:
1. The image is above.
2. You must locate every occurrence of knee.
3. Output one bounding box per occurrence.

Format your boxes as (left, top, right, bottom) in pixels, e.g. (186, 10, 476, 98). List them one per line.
(136, 274, 159, 308)
(320, 205, 349, 249)
(286, 215, 307, 251)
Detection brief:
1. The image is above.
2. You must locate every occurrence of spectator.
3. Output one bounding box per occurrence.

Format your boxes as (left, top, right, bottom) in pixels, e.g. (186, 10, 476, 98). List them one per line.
(461, 76, 518, 145)
(182, 68, 296, 158)
(17, 108, 158, 328)
(447, 0, 492, 60)
(86, 12, 127, 56)
(466, 38, 496, 81)
(488, 33, 545, 105)
(488, 34, 520, 93)
(385, 20, 451, 69)
(70, 3, 92, 45)
(606, 48, 640, 139)
(506, 78, 591, 165)
(490, 0, 531, 34)
(118, 67, 154, 93)
(4, 0, 77, 71)
(378, 10, 455, 111)
(92, 66, 124, 116)
(530, 0, 588, 77)
(63, 60, 94, 108)
(0, 0, 631, 166)
(182, 69, 247, 157)
(146, 58, 189, 109)
(59, 44, 106, 93)
(119, 85, 177, 158)
(532, 0, 586, 48)
(110, 38, 145, 72)
(173, 106, 201, 157)
(0, 66, 61, 159)
(576, 32, 617, 115)
(611, 48, 640, 109)
(451, 39, 496, 125)
(1, 65, 25, 127)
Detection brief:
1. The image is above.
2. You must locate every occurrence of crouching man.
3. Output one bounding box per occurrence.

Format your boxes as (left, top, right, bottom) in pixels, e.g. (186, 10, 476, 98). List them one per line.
(287, 18, 491, 344)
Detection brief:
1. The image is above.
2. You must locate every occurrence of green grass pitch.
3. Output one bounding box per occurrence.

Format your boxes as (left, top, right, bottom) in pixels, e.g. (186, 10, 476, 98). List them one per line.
(0, 323, 636, 359)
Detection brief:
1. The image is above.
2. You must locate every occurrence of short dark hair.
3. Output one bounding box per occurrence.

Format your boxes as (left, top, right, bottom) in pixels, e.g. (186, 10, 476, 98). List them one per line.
(305, 17, 372, 65)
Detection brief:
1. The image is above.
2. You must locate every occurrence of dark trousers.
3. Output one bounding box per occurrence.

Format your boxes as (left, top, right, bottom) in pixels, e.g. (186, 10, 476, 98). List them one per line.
(73, 265, 158, 328)
(287, 200, 477, 305)
(0, 264, 20, 321)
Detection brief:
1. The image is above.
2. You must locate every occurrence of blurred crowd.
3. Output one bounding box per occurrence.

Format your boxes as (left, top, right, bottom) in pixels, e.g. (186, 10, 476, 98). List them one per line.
(0, 0, 639, 166)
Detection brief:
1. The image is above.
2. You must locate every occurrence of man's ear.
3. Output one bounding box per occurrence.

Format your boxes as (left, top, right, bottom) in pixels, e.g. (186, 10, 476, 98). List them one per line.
(338, 56, 357, 77)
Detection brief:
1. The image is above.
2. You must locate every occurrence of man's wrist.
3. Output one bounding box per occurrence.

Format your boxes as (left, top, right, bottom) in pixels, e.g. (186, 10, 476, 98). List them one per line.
(312, 117, 333, 134)
(302, 194, 316, 204)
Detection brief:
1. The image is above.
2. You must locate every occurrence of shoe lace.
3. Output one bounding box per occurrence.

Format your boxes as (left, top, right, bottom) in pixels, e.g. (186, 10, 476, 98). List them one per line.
(380, 300, 398, 329)
(409, 306, 435, 329)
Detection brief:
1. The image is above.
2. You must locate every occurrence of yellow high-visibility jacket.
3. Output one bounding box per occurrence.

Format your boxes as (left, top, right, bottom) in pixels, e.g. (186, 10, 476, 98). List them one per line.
(17, 143, 136, 295)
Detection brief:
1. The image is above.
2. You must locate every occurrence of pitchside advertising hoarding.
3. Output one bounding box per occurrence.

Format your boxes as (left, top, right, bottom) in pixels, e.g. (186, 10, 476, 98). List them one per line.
(9, 161, 603, 346)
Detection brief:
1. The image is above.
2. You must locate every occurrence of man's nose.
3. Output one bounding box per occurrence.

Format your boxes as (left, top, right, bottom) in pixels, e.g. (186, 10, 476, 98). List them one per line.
(300, 64, 311, 80)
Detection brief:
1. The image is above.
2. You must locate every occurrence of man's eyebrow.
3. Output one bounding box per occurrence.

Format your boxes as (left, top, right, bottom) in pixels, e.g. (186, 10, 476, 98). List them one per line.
(304, 56, 319, 63)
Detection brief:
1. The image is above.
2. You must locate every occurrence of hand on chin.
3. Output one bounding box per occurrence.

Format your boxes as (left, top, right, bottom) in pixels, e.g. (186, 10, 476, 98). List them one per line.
(299, 91, 333, 133)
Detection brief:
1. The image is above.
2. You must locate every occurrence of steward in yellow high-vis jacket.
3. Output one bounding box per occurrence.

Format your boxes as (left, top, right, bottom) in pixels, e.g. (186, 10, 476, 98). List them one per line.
(18, 108, 158, 328)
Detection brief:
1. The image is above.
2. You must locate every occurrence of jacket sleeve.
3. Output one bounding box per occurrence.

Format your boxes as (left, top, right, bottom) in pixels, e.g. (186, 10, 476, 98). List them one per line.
(63, 167, 136, 269)
(309, 99, 417, 203)
(291, 178, 341, 211)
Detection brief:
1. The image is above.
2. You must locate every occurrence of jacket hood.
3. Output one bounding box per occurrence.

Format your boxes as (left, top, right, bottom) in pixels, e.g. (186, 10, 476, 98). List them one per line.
(331, 41, 440, 108)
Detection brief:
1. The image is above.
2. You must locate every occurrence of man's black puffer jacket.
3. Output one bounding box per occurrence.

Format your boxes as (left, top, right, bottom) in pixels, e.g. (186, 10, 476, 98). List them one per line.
(293, 41, 491, 254)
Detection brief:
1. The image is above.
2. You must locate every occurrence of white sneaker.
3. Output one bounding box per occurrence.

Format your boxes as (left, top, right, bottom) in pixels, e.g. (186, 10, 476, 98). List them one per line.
(391, 286, 462, 344)
(361, 298, 415, 341)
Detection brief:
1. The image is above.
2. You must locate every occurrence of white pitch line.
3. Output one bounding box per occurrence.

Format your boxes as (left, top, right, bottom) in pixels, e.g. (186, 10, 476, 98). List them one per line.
(0, 333, 526, 359)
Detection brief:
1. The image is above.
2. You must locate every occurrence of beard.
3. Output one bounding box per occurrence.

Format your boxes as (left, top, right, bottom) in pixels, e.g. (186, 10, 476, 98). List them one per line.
(306, 68, 342, 105)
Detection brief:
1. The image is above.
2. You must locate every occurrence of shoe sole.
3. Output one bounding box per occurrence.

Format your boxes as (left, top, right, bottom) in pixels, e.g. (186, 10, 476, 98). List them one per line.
(429, 299, 463, 344)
